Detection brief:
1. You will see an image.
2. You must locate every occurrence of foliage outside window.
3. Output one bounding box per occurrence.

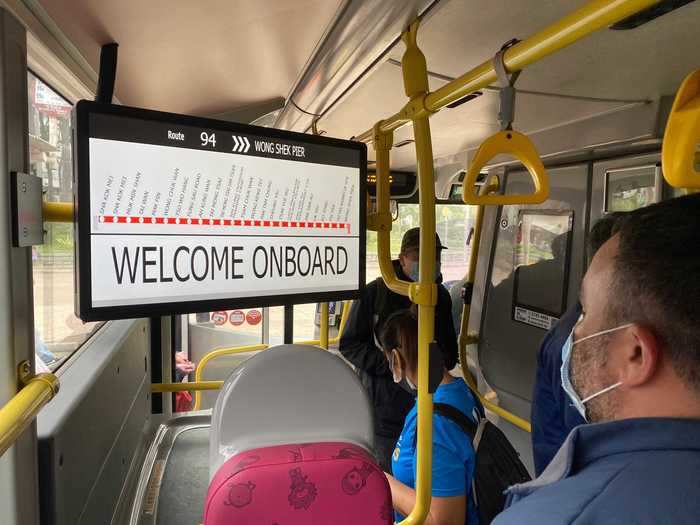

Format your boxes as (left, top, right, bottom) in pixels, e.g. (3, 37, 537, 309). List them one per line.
(29, 72, 102, 371)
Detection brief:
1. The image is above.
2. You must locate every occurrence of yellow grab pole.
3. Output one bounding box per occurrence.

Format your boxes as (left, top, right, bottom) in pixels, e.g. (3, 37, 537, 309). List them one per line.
(42, 201, 74, 223)
(193, 343, 268, 410)
(355, 0, 659, 143)
(398, 21, 436, 525)
(320, 302, 329, 349)
(457, 176, 500, 366)
(332, 300, 352, 345)
(0, 373, 59, 457)
(151, 381, 224, 393)
(374, 126, 411, 297)
(456, 178, 532, 433)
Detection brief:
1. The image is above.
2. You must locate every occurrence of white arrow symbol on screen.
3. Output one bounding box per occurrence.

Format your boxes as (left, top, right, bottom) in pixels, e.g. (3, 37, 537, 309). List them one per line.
(232, 135, 250, 153)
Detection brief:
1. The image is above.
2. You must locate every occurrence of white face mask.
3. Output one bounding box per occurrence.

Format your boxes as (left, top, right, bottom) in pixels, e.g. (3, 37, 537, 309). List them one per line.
(390, 350, 417, 395)
(560, 321, 631, 422)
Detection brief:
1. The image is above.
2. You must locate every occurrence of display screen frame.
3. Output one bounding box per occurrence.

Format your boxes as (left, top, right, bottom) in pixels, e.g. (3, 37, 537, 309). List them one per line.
(603, 164, 661, 213)
(73, 101, 367, 321)
(511, 209, 574, 321)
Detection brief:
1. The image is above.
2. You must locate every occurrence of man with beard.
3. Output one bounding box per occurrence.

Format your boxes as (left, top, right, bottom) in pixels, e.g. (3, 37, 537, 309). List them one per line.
(531, 212, 627, 475)
(494, 193, 700, 524)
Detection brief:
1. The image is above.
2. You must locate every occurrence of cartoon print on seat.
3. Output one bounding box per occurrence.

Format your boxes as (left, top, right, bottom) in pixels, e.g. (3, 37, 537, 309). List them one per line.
(341, 462, 375, 496)
(230, 455, 260, 476)
(224, 481, 256, 508)
(288, 467, 318, 510)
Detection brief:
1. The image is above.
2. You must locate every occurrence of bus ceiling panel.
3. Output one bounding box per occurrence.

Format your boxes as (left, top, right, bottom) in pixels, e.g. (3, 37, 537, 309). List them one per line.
(400, 0, 700, 102)
(322, 61, 630, 171)
(35, 0, 343, 115)
(273, 0, 439, 132)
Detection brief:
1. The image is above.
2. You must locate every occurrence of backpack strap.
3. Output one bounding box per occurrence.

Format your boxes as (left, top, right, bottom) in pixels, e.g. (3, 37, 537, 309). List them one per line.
(433, 402, 486, 521)
(433, 403, 479, 440)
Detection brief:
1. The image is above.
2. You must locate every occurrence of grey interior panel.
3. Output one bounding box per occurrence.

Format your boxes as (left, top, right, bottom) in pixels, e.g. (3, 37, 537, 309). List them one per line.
(37, 319, 151, 525)
(479, 164, 589, 417)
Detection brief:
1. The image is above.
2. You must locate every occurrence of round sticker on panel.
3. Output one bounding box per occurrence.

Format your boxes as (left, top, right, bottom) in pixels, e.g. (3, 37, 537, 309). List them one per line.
(211, 311, 228, 326)
(246, 309, 262, 326)
(230, 310, 245, 326)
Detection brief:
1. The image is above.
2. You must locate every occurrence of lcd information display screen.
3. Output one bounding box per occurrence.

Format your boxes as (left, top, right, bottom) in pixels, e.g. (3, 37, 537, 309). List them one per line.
(73, 101, 366, 321)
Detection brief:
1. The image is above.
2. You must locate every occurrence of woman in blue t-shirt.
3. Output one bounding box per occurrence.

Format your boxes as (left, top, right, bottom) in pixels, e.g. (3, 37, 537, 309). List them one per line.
(380, 309, 479, 525)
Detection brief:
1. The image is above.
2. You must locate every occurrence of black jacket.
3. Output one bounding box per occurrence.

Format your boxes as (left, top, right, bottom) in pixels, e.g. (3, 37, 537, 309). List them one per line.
(339, 260, 458, 440)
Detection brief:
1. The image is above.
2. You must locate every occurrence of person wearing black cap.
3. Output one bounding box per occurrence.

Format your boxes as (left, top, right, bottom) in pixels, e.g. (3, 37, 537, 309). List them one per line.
(339, 227, 458, 471)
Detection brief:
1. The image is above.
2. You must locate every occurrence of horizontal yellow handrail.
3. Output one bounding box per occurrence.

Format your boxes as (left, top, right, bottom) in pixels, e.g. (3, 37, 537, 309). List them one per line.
(193, 343, 269, 410)
(191, 301, 353, 410)
(0, 373, 59, 457)
(355, 0, 658, 144)
(151, 380, 224, 393)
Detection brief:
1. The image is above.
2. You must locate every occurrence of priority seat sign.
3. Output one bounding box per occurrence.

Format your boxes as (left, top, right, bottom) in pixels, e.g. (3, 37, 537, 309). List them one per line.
(73, 101, 366, 321)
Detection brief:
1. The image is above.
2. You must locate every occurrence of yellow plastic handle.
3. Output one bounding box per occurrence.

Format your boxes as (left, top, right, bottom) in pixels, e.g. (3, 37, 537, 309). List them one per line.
(463, 130, 549, 205)
(662, 69, 700, 189)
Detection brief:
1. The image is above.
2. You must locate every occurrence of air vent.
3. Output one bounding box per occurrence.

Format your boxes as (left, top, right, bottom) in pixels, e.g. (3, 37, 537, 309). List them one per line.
(447, 90, 484, 109)
(610, 0, 695, 30)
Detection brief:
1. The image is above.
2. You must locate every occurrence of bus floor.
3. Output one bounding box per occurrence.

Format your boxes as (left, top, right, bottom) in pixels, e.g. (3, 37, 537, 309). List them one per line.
(131, 413, 211, 525)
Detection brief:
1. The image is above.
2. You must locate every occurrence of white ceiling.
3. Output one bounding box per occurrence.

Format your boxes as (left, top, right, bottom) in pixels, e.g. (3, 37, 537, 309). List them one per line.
(321, 0, 700, 168)
(36, 0, 343, 115)
(33, 0, 700, 171)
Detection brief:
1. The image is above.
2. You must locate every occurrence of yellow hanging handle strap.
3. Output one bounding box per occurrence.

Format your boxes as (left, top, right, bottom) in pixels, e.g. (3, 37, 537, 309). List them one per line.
(462, 44, 549, 206)
(662, 68, 700, 189)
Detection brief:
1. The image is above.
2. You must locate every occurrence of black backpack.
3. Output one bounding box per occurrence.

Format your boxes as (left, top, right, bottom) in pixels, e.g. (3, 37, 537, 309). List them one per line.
(433, 402, 531, 524)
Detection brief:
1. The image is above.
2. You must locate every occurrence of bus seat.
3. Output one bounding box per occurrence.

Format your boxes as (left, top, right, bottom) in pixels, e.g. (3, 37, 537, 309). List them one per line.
(204, 344, 391, 524)
(203, 441, 392, 524)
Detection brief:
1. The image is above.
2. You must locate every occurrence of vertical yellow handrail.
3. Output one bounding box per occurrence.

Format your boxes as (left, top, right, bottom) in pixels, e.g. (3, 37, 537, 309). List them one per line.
(320, 302, 329, 349)
(457, 175, 500, 365)
(374, 125, 411, 297)
(456, 175, 533, 433)
(376, 20, 437, 525)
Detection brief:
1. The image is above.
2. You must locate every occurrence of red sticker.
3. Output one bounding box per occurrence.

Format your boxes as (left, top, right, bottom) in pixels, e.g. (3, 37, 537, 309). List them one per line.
(230, 310, 245, 326)
(246, 309, 262, 326)
(211, 311, 228, 326)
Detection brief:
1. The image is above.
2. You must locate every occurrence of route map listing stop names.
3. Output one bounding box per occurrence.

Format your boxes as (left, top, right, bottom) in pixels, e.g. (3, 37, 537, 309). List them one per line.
(85, 112, 363, 310)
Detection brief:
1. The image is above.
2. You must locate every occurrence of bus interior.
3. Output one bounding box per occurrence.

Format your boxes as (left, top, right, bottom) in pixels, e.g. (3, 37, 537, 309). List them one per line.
(1, 1, 699, 524)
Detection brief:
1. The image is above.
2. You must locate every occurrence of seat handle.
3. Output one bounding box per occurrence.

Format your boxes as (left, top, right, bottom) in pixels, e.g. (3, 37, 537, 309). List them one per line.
(662, 69, 700, 189)
(462, 130, 549, 205)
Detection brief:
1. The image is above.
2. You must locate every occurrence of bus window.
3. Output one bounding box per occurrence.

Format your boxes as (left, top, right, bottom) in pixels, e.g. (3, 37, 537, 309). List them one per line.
(29, 72, 101, 370)
(513, 210, 573, 323)
(268, 304, 316, 343)
(365, 203, 477, 285)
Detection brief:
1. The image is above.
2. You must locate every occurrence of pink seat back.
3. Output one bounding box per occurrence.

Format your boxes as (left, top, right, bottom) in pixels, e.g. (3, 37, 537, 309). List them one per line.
(204, 442, 393, 525)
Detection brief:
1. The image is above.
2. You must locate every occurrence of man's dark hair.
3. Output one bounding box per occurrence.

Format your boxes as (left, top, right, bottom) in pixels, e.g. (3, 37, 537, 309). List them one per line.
(608, 193, 700, 390)
(588, 211, 628, 260)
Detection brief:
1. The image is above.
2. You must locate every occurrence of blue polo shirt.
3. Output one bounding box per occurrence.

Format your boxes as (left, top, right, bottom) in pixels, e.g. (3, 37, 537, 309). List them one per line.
(494, 418, 700, 524)
(391, 378, 479, 524)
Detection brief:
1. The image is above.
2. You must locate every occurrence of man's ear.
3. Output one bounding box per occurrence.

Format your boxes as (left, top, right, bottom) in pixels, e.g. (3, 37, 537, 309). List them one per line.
(618, 324, 661, 387)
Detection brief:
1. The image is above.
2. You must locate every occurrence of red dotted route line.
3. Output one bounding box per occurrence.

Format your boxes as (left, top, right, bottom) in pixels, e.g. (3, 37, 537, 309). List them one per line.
(99, 215, 351, 232)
